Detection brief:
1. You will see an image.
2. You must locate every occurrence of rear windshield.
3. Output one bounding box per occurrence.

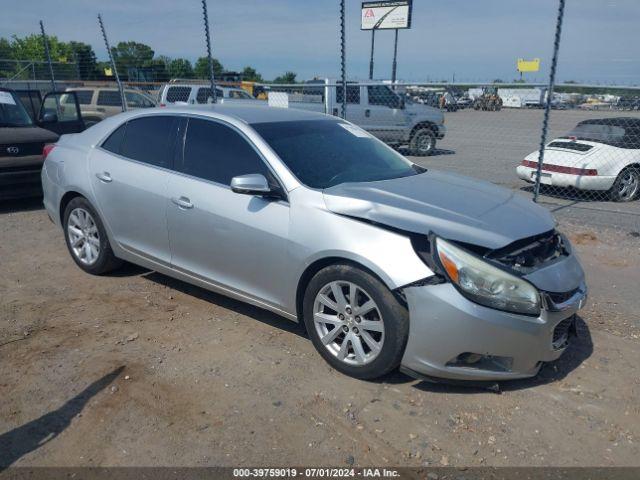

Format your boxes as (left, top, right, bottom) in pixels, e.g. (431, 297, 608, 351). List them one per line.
(0, 90, 33, 127)
(252, 120, 424, 189)
(562, 122, 640, 148)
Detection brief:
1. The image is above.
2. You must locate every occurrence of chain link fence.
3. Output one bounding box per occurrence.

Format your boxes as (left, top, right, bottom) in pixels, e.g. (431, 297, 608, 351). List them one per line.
(0, 2, 638, 234)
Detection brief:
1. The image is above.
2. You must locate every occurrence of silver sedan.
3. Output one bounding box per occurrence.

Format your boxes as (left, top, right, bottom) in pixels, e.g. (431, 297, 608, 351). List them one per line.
(41, 105, 586, 381)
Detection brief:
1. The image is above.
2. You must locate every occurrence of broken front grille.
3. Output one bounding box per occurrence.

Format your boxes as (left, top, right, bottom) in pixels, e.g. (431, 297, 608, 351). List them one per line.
(485, 230, 569, 274)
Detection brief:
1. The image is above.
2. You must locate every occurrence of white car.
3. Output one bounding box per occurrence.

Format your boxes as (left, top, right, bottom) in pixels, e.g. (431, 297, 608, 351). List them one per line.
(517, 118, 640, 201)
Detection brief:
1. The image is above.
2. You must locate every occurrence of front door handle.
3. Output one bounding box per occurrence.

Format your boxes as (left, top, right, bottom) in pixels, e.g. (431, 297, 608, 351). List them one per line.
(365, 109, 371, 117)
(171, 196, 194, 209)
(96, 172, 112, 183)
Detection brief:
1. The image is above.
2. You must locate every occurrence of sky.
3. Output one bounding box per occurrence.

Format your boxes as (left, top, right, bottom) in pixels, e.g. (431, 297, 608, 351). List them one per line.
(1, 0, 639, 84)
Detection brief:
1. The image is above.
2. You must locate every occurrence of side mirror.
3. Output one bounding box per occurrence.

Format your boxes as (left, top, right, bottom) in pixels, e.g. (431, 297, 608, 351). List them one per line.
(41, 112, 58, 123)
(230, 174, 273, 196)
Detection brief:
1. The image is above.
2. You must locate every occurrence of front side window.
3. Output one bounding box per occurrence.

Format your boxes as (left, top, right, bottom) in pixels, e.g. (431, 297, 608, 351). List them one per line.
(367, 85, 400, 108)
(119, 116, 176, 168)
(228, 90, 252, 99)
(97, 90, 122, 107)
(252, 120, 423, 189)
(125, 92, 154, 108)
(336, 85, 361, 105)
(181, 118, 271, 185)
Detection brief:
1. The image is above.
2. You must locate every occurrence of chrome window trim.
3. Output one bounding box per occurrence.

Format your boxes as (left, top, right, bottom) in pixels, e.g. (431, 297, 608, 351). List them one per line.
(95, 112, 290, 204)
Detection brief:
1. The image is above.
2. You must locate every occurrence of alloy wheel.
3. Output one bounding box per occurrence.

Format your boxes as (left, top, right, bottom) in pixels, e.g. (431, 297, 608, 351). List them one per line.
(617, 169, 639, 201)
(416, 132, 433, 154)
(67, 207, 101, 265)
(313, 281, 385, 366)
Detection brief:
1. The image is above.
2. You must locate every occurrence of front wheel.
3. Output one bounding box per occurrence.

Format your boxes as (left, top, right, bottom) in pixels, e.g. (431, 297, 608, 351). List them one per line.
(63, 196, 122, 274)
(303, 264, 409, 380)
(608, 167, 640, 202)
(409, 128, 436, 156)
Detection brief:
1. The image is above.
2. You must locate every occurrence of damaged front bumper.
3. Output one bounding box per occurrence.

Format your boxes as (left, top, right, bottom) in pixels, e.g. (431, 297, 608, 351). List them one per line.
(400, 254, 587, 382)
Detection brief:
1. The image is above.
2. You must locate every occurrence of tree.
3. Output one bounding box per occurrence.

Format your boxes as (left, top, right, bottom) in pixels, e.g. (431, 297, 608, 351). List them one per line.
(10, 33, 68, 61)
(273, 71, 297, 84)
(168, 58, 194, 79)
(0, 37, 12, 78)
(194, 56, 224, 79)
(110, 41, 154, 80)
(242, 66, 263, 82)
(67, 41, 98, 80)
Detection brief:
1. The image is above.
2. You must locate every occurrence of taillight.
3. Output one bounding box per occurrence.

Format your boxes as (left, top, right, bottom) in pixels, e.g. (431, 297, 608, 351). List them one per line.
(159, 103, 166, 107)
(43, 143, 56, 160)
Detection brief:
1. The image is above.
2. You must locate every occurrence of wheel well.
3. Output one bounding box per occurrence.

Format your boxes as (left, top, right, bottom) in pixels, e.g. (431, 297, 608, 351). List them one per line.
(409, 121, 437, 139)
(294, 257, 390, 323)
(59, 191, 84, 224)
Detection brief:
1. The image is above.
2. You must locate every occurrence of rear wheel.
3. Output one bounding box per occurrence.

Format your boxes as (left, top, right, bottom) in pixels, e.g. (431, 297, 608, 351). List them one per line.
(409, 128, 436, 156)
(303, 264, 409, 380)
(63, 197, 122, 274)
(608, 167, 640, 202)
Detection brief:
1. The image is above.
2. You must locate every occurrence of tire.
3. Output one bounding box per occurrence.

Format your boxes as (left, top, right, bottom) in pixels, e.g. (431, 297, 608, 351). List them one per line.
(409, 127, 436, 156)
(63, 196, 122, 274)
(303, 263, 409, 380)
(608, 167, 640, 202)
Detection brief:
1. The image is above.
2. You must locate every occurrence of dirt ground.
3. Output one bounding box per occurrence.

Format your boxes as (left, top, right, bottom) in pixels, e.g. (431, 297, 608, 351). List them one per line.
(1, 198, 639, 468)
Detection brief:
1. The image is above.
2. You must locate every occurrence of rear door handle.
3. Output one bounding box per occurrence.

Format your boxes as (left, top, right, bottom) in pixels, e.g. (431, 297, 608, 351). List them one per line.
(96, 172, 112, 183)
(171, 196, 194, 209)
(365, 109, 371, 117)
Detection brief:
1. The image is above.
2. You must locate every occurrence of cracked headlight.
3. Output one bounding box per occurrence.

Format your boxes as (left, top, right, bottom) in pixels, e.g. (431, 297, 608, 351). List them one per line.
(436, 237, 540, 316)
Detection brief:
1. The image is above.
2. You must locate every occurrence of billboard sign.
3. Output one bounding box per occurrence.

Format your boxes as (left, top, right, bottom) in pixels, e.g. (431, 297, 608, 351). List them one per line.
(517, 58, 541, 73)
(361, 1, 413, 30)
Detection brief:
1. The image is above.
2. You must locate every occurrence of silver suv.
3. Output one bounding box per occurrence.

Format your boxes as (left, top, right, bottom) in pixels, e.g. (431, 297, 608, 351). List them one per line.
(63, 87, 156, 127)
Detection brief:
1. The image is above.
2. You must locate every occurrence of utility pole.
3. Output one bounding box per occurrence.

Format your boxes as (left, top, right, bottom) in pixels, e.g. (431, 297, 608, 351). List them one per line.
(391, 29, 399, 85)
(98, 14, 126, 111)
(340, 0, 347, 119)
(368, 28, 376, 80)
(202, 0, 217, 103)
(39, 20, 56, 94)
(533, 0, 565, 202)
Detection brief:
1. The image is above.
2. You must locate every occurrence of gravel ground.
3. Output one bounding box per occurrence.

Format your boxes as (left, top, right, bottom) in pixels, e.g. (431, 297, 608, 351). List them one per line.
(1, 199, 639, 468)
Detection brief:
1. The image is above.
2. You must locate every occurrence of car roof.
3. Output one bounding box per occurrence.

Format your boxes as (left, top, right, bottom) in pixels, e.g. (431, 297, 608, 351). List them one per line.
(155, 104, 332, 124)
(579, 117, 640, 128)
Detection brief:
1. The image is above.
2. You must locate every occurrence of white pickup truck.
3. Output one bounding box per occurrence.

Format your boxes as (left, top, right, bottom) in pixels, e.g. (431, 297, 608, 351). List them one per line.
(271, 79, 446, 156)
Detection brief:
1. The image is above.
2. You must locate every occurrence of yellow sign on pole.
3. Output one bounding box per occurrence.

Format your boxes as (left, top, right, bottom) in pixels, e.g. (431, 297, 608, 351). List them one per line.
(517, 58, 540, 73)
(104, 67, 113, 77)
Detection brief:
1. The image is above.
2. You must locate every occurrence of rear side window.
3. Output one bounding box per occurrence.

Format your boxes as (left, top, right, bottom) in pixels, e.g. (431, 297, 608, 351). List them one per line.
(336, 85, 360, 104)
(97, 90, 122, 107)
(74, 90, 94, 105)
(166, 86, 191, 103)
(101, 124, 127, 154)
(120, 116, 177, 168)
(181, 118, 270, 185)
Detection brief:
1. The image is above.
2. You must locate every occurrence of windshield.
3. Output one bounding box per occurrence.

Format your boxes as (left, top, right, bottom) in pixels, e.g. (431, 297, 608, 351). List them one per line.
(563, 122, 630, 146)
(252, 120, 424, 189)
(0, 90, 34, 127)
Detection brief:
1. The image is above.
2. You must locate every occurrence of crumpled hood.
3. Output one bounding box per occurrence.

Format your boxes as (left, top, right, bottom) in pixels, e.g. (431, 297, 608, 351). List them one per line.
(323, 170, 555, 250)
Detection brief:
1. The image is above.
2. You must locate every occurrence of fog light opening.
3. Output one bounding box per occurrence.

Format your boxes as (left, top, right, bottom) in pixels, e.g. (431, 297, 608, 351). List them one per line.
(446, 352, 514, 372)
